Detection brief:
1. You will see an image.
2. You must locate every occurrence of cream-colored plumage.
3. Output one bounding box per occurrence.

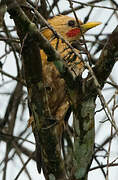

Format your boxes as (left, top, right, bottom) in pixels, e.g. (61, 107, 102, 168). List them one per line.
(40, 15, 101, 131)
(41, 16, 82, 124)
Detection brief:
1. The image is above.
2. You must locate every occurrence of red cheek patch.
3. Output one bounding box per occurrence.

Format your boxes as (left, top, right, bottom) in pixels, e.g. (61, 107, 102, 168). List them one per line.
(66, 28, 80, 37)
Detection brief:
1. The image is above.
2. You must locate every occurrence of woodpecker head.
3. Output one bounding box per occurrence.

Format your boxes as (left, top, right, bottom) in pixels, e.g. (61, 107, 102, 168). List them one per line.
(42, 15, 101, 42)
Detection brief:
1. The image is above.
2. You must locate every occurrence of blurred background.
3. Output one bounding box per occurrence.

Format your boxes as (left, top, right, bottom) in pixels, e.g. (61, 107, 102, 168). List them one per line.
(0, 0, 118, 179)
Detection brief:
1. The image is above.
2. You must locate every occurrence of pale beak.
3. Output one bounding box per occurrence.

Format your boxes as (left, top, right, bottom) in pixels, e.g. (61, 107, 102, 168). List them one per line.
(80, 22, 101, 32)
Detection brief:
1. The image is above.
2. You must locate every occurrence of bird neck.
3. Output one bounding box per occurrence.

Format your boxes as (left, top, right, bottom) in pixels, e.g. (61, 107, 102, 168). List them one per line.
(41, 28, 54, 41)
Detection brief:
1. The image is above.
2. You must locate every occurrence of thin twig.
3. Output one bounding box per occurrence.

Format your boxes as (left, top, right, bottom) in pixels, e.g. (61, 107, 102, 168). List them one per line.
(14, 152, 34, 180)
(72, 1, 118, 11)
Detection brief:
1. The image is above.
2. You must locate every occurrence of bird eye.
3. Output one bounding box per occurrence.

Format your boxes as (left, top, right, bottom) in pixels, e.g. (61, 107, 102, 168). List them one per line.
(68, 20, 75, 27)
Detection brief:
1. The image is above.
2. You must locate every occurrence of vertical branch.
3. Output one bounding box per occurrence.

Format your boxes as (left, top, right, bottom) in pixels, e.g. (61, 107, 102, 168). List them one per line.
(73, 97, 96, 180)
(22, 32, 67, 180)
